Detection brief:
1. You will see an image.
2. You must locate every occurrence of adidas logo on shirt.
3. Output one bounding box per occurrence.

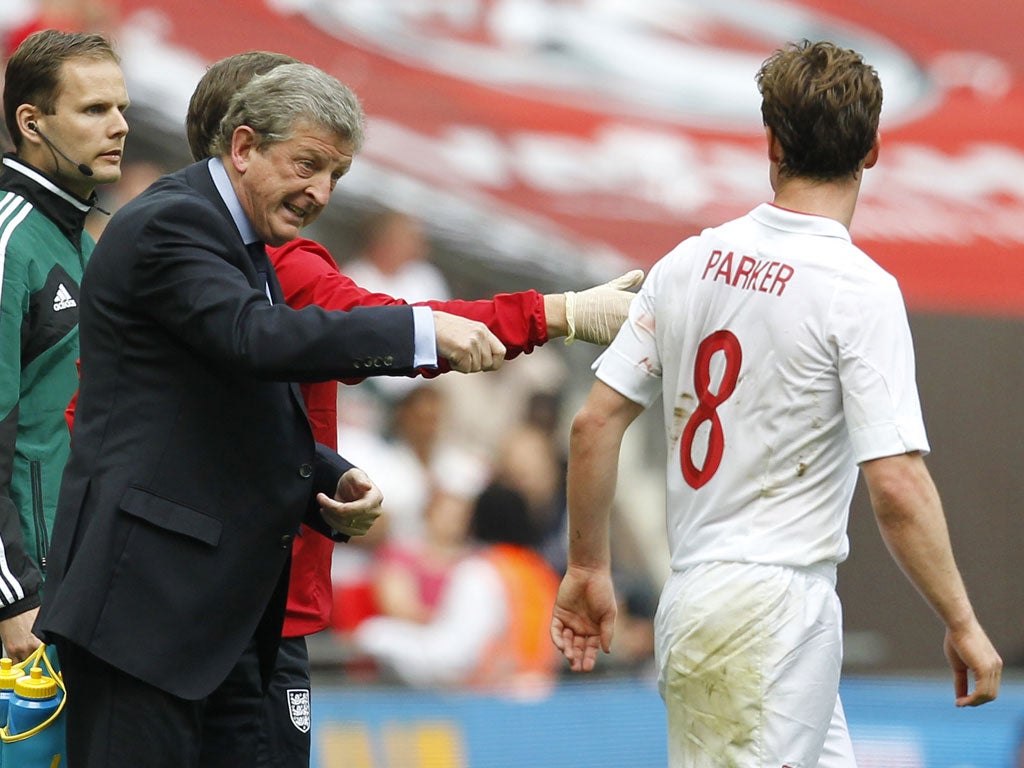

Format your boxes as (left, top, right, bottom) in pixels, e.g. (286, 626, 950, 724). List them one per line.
(53, 283, 77, 311)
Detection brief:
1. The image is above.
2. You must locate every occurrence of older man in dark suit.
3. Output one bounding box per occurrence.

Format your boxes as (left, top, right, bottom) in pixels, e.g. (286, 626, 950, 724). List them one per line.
(35, 62, 506, 768)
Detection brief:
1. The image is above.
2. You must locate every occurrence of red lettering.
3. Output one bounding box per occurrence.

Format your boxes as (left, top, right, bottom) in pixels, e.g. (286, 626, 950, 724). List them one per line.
(758, 262, 779, 292)
(745, 259, 768, 289)
(702, 250, 723, 280)
(714, 251, 735, 284)
(706, 253, 794, 298)
(770, 263, 794, 296)
(732, 256, 755, 287)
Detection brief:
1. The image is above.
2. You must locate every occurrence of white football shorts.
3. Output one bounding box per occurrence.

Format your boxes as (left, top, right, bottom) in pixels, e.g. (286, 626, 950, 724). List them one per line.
(654, 561, 857, 768)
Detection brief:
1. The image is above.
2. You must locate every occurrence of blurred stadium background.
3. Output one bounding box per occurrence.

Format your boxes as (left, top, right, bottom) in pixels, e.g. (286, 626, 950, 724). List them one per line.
(5, 0, 1024, 765)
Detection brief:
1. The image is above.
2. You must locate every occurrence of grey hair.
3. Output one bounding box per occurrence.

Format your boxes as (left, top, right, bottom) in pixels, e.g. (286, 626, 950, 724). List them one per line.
(209, 62, 365, 157)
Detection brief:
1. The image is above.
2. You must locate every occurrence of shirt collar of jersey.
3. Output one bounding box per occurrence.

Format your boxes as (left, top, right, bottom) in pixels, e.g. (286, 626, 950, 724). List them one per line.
(0, 153, 94, 245)
(752, 203, 852, 242)
(207, 156, 260, 247)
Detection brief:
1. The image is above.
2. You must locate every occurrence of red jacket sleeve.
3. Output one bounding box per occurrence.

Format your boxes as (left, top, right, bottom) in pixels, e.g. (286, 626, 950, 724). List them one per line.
(66, 360, 80, 434)
(267, 238, 550, 377)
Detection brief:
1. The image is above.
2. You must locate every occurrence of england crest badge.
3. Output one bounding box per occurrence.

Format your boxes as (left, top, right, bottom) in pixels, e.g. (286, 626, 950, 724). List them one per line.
(287, 688, 311, 733)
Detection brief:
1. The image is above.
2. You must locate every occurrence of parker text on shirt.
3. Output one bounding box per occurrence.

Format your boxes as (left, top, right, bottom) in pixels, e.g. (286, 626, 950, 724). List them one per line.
(701, 249, 794, 297)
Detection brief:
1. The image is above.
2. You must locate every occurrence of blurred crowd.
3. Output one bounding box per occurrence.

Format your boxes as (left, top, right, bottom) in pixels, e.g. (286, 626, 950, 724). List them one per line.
(325, 209, 659, 690)
(2, 0, 119, 58)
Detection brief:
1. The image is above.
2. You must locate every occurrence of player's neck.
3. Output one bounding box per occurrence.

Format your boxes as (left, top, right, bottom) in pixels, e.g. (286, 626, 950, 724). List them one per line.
(771, 174, 862, 230)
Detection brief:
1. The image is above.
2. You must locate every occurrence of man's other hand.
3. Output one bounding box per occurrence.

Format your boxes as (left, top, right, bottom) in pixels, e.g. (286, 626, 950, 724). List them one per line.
(317, 467, 384, 537)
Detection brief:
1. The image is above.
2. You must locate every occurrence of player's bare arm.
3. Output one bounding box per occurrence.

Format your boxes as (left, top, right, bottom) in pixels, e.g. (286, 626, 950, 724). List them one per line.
(552, 381, 644, 671)
(861, 452, 1002, 706)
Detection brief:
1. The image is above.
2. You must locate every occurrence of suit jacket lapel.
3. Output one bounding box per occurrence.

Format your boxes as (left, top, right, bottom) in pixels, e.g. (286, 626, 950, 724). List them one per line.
(246, 240, 273, 300)
(181, 162, 309, 417)
(246, 239, 309, 418)
(183, 161, 234, 225)
(182, 162, 267, 293)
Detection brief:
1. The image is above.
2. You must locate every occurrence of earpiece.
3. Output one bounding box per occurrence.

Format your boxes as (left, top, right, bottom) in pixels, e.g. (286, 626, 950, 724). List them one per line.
(26, 121, 94, 177)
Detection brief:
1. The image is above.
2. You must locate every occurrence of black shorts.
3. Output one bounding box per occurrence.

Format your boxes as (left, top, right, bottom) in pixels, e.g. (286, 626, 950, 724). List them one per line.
(257, 635, 312, 768)
(56, 637, 265, 768)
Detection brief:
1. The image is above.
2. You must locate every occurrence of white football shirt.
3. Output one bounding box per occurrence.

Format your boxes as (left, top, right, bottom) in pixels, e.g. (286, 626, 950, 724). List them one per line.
(595, 204, 929, 570)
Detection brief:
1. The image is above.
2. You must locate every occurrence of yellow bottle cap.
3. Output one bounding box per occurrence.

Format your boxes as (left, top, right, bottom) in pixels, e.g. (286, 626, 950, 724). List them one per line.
(0, 657, 21, 690)
(14, 667, 57, 699)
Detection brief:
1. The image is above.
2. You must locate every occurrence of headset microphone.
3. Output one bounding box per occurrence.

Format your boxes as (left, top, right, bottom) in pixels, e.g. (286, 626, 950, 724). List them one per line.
(27, 121, 94, 177)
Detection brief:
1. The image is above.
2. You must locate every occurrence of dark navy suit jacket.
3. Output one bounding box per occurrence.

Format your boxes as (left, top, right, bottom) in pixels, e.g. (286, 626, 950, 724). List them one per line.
(37, 161, 418, 699)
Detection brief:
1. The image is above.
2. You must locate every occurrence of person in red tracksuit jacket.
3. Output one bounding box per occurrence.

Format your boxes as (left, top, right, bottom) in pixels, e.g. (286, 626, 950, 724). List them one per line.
(262, 229, 638, 768)
(63, 51, 642, 768)
(273, 233, 552, 633)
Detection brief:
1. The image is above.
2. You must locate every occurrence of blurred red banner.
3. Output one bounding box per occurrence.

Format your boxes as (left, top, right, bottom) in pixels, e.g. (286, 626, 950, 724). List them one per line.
(115, 0, 1024, 317)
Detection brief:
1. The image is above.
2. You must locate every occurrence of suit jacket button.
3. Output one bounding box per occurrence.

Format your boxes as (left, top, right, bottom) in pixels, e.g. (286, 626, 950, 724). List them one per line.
(298, 463, 313, 478)
(383, 355, 393, 366)
(279, 534, 293, 548)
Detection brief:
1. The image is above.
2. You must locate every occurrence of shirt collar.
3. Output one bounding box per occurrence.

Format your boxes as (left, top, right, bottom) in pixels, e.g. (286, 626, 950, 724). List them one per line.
(207, 157, 260, 246)
(750, 202, 852, 242)
(0, 153, 94, 246)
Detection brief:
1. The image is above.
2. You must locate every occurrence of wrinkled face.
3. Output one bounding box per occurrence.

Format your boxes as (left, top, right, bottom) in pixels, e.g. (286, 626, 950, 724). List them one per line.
(231, 120, 354, 247)
(28, 57, 129, 197)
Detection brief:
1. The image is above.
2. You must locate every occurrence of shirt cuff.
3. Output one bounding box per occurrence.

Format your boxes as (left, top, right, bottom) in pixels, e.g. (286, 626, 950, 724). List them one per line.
(849, 421, 930, 463)
(593, 348, 661, 408)
(411, 305, 438, 369)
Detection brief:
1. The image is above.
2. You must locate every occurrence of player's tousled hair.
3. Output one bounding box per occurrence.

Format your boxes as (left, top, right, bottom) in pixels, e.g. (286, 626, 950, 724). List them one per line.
(3, 29, 120, 151)
(186, 51, 299, 161)
(209, 62, 366, 157)
(756, 39, 882, 181)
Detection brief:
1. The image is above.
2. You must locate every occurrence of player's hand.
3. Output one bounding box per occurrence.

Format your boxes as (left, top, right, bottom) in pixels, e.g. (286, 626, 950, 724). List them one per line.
(564, 269, 644, 345)
(943, 623, 1002, 706)
(317, 467, 384, 537)
(432, 311, 507, 373)
(550, 564, 617, 672)
(0, 608, 42, 663)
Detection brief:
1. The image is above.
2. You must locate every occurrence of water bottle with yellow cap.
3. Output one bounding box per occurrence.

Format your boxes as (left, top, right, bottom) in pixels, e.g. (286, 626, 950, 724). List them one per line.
(0, 659, 21, 726)
(0, 646, 65, 768)
(7, 667, 60, 736)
